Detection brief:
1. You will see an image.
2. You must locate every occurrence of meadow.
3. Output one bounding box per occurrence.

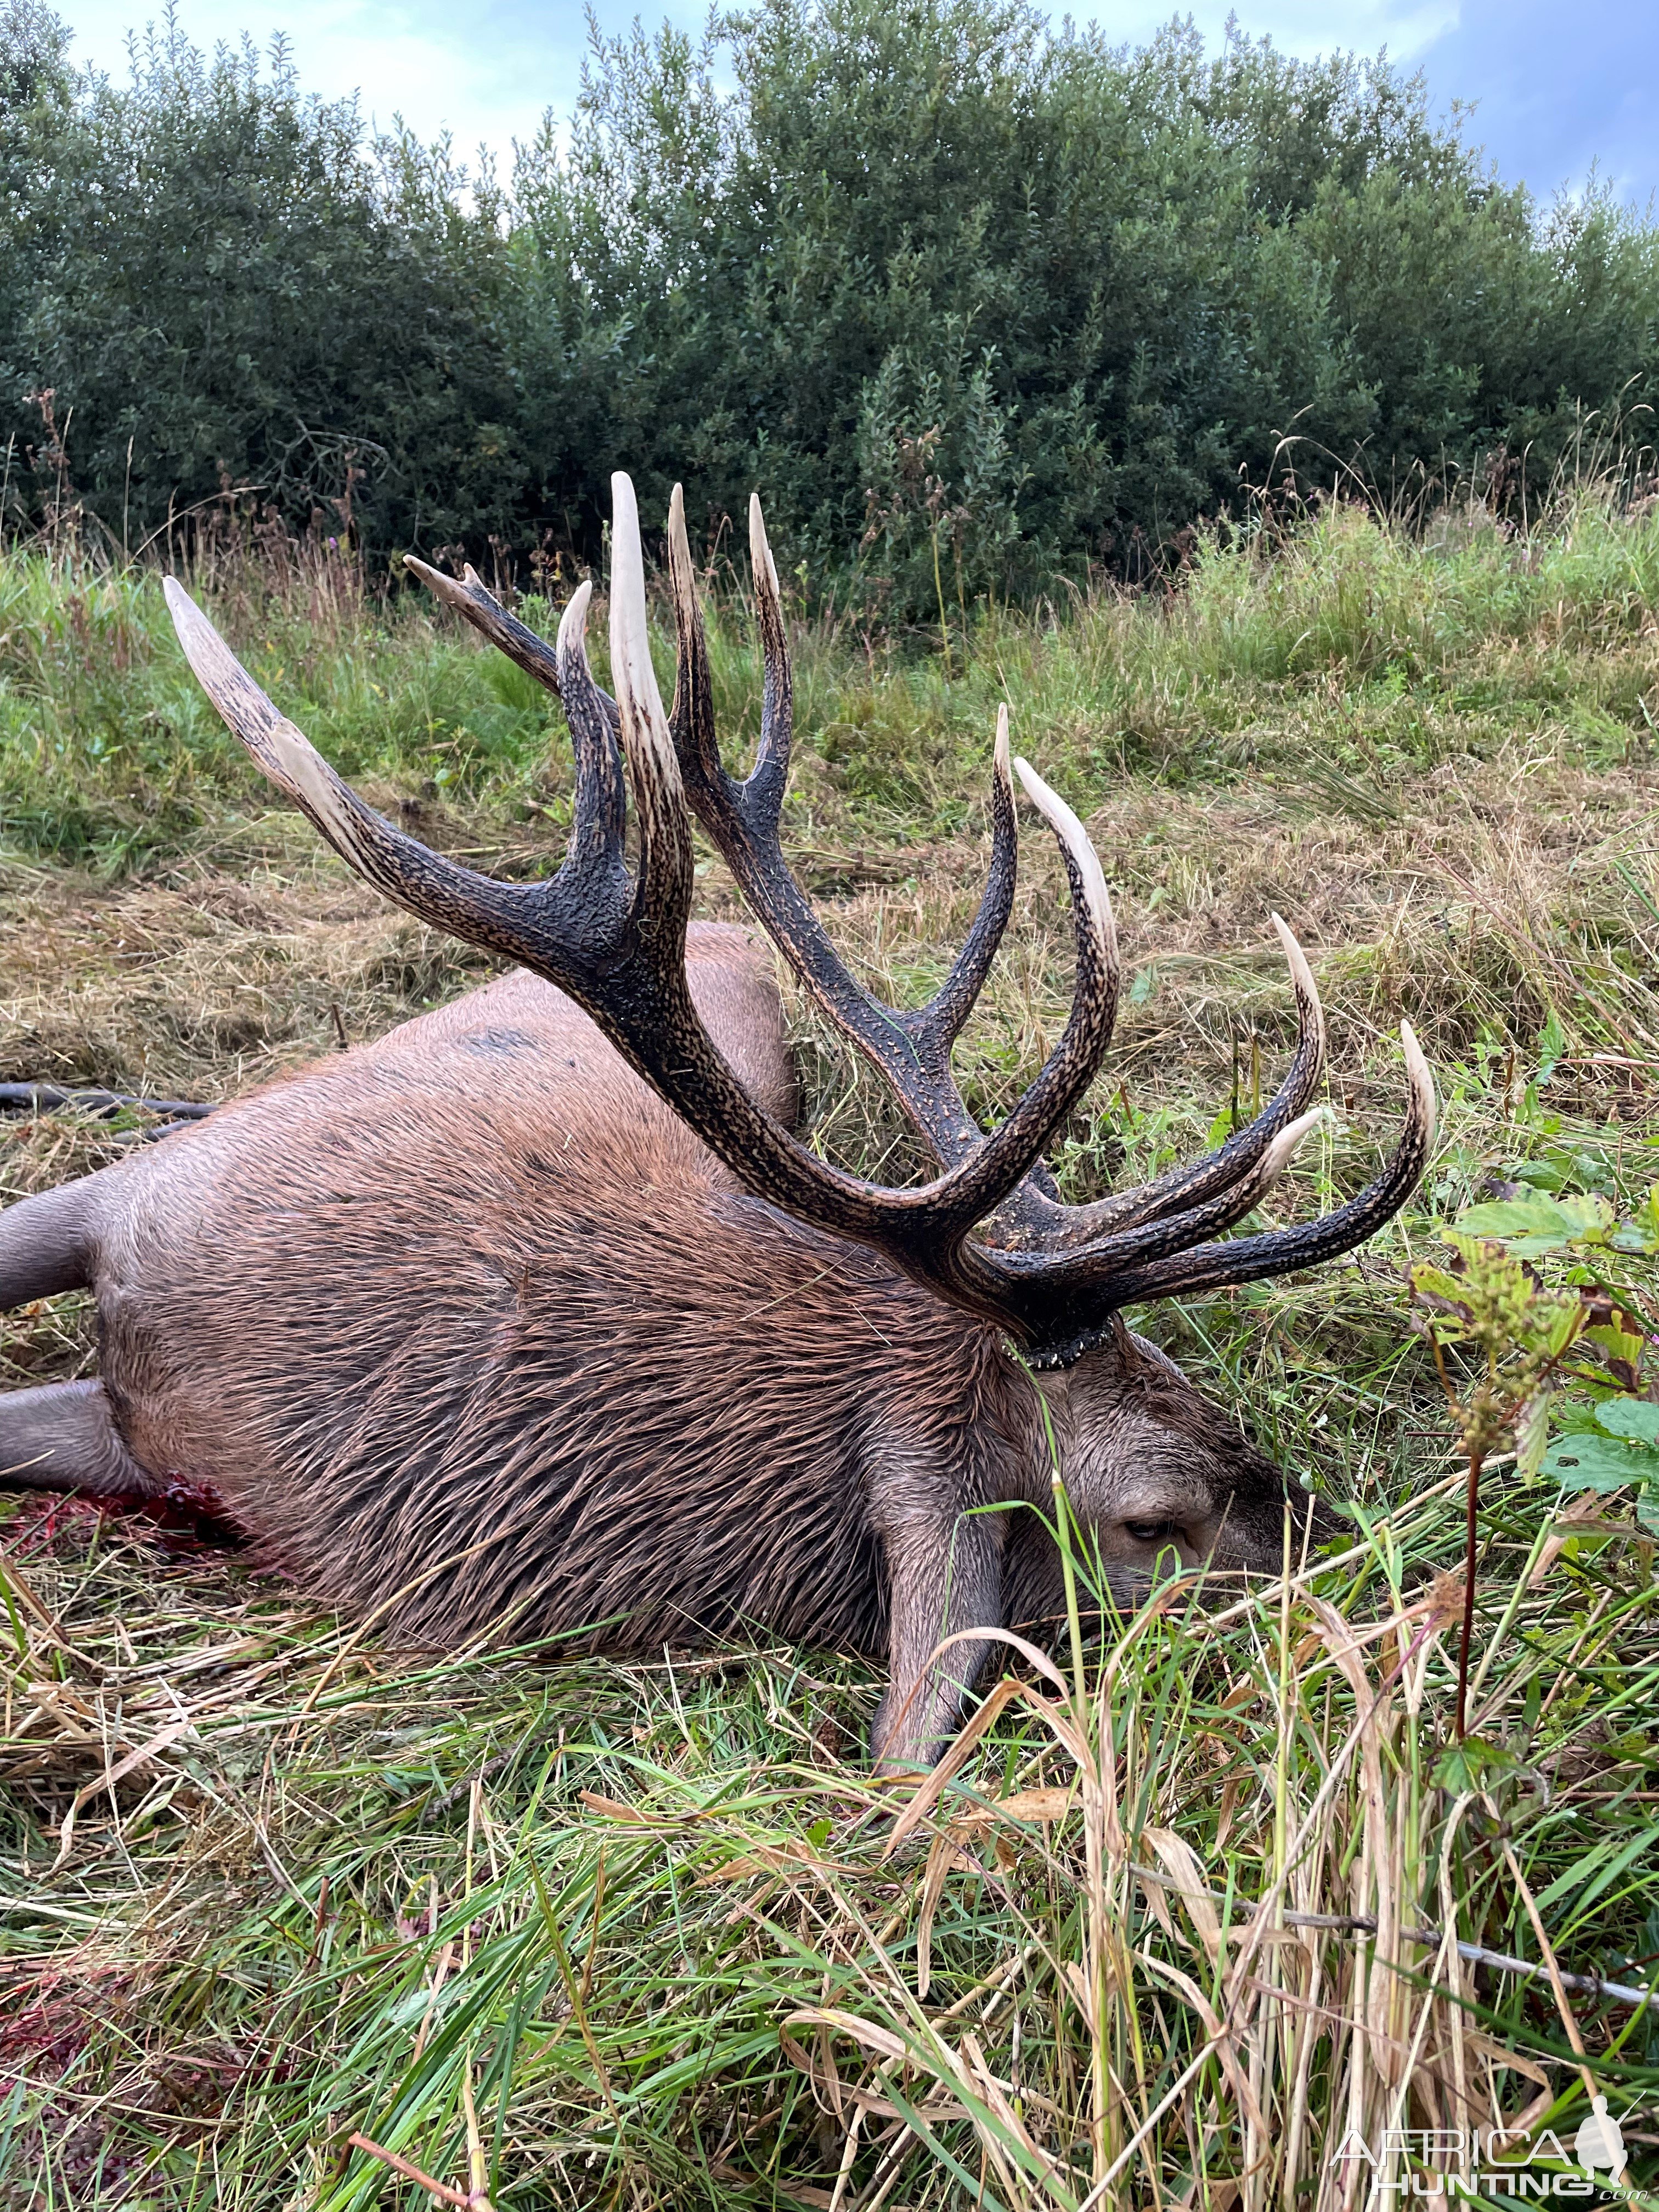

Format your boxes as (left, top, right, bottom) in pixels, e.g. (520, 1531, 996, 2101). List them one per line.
(2, 492, 1658, 2207)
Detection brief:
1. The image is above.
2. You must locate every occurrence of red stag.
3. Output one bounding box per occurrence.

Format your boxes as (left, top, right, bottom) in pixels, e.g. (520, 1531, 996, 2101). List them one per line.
(0, 475, 1434, 1764)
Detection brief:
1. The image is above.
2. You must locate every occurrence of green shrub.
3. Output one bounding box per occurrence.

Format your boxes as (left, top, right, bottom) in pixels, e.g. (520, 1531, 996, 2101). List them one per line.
(1, 0, 1656, 618)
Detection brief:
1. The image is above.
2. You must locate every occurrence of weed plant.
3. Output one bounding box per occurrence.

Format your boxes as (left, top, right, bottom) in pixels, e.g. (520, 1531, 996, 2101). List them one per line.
(2, 490, 1658, 2205)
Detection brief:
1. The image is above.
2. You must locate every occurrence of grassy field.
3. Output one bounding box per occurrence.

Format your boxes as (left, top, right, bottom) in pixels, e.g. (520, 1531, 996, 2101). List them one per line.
(2, 494, 1659, 2208)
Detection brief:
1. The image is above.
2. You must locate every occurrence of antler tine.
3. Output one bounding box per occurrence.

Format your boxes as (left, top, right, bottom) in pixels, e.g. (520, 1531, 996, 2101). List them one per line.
(555, 582, 628, 866)
(911, 756, 1119, 1239)
(911, 706, 1020, 1062)
(403, 551, 628, 866)
(608, 472, 701, 963)
(666, 483, 722, 793)
(992, 1100, 1331, 1308)
(755, 495, 1022, 1073)
(1011, 1026, 1437, 1366)
(404, 554, 571, 707)
(747, 493, 792, 822)
(608, 473, 680, 796)
(1043, 912, 1328, 1251)
(665, 484, 1025, 1171)
(163, 576, 623, 974)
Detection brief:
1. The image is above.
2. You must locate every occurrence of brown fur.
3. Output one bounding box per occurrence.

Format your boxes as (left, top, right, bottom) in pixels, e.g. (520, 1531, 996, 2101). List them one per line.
(1, 922, 1334, 1765)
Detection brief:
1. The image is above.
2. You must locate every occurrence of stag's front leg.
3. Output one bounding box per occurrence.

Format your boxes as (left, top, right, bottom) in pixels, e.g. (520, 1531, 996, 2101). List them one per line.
(870, 1500, 1005, 1770)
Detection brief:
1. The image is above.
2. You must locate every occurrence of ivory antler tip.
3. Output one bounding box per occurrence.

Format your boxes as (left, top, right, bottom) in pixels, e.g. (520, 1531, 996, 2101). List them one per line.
(749, 492, 781, 599)
(1011, 756, 1115, 958)
(1400, 1020, 1436, 1113)
(1261, 1105, 1329, 1182)
(667, 482, 693, 573)
(556, 578, 594, 653)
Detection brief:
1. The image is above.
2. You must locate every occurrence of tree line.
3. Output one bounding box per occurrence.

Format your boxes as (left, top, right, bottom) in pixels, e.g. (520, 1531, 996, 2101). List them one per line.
(2, 0, 1656, 619)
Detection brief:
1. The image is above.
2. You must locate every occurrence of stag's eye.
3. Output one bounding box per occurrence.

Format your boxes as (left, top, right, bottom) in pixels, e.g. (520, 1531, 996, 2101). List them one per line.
(1124, 1519, 1182, 1544)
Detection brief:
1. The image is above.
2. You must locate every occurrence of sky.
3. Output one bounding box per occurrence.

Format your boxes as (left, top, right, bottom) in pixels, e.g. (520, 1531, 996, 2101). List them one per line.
(55, 0, 1659, 214)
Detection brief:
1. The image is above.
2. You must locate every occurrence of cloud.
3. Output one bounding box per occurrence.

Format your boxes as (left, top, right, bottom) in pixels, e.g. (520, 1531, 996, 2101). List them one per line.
(57, 0, 1659, 210)
(61, 0, 1454, 157)
(1096, 0, 1457, 58)
(63, 0, 595, 156)
(1412, 0, 1659, 207)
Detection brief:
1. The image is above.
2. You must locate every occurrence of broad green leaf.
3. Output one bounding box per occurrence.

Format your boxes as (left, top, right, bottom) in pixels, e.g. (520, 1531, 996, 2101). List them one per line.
(1434, 1734, 1526, 1796)
(1454, 1192, 1614, 1253)
(1542, 1433, 1659, 1490)
(1537, 1192, 1612, 1237)
(1542, 1299, 1588, 1358)
(1592, 1396, 1659, 1446)
(1583, 1319, 1645, 1371)
(1455, 1198, 1577, 1238)
(1516, 1391, 1551, 1479)
(1633, 1184, 1659, 1247)
(1409, 1263, 1469, 1307)
(1535, 1009, 1565, 1084)
(1511, 1160, 1567, 1193)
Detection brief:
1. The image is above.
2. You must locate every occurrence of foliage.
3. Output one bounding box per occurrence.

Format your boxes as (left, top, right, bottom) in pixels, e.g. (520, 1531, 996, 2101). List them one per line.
(0, 16, 520, 560)
(1, 0, 1657, 616)
(1430, 1186, 1659, 1534)
(5, 484, 1659, 872)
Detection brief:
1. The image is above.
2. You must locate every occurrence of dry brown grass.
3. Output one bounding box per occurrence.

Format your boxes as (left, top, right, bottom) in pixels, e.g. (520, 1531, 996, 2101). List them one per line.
(3, 512, 1659, 2207)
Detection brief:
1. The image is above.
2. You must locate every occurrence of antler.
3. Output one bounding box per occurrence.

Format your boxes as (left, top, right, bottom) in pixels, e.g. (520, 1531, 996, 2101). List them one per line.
(163, 475, 1119, 1327)
(165, 473, 1436, 1362)
(396, 491, 1332, 1261)
(664, 484, 1036, 1194)
(656, 488, 1351, 1263)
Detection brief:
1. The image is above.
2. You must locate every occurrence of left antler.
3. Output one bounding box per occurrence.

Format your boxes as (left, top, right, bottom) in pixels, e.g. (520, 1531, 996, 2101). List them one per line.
(165, 475, 1121, 1328)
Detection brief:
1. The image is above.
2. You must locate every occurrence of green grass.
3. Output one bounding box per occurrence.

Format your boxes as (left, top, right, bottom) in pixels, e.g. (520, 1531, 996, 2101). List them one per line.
(3, 491, 1659, 2207)
(5, 493, 1659, 866)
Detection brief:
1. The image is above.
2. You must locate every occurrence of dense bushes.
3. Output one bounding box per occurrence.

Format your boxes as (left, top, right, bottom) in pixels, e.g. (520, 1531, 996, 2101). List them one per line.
(1, 0, 1656, 615)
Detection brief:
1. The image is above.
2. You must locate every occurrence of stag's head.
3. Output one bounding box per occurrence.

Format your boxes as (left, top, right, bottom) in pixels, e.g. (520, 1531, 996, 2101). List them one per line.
(163, 473, 1431, 1588)
(1027, 1321, 1342, 1585)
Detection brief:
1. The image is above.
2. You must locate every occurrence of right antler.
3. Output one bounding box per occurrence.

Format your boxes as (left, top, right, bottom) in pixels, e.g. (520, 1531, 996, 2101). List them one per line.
(165, 472, 1435, 1360)
(163, 476, 1120, 1327)
(664, 486, 1035, 1200)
